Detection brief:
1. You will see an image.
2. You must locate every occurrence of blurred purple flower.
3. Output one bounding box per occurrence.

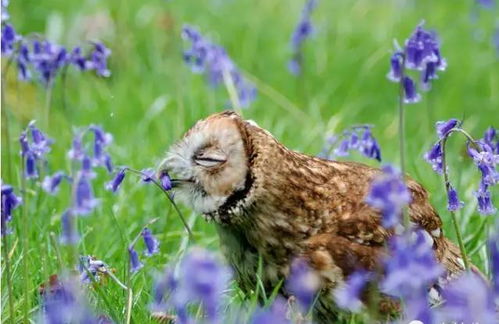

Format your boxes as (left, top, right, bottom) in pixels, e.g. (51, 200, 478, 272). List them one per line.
(25, 152, 38, 179)
(142, 227, 160, 257)
(288, 0, 318, 75)
(437, 272, 496, 324)
(467, 142, 499, 187)
(402, 76, 421, 104)
(387, 51, 403, 82)
(81, 155, 97, 179)
(1, 183, 22, 236)
(483, 127, 498, 154)
(321, 125, 382, 162)
(474, 184, 497, 215)
(404, 23, 446, 72)
(79, 256, 107, 284)
(128, 246, 144, 273)
(181, 25, 257, 108)
(286, 258, 320, 311)
(89, 125, 113, 169)
(140, 168, 156, 183)
(424, 141, 443, 174)
(105, 168, 126, 193)
(250, 298, 290, 324)
(476, 0, 495, 9)
(30, 40, 68, 86)
(365, 165, 411, 228)
(39, 275, 100, 323)
(150, 268, 177, 313)
(382, 230, 443, 298)
(402, 290, 434, 324)
(489, 226, 499, 299)
(17, 42, 31, 81)
(42, 171, 66, 195)
(333, 270, 371, 312)
(59, 210, 80, 245)
(73, 173, 99, 215)
(1, 23, 20, 56)
(19, 121, 53, 179)
(159, 171, 172, 191)
(446, 185, 464, 212)
(68, 135, 84, 161)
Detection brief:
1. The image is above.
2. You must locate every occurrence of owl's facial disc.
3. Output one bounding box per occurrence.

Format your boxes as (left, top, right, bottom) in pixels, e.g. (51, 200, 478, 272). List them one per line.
(159, 113, 250, 216)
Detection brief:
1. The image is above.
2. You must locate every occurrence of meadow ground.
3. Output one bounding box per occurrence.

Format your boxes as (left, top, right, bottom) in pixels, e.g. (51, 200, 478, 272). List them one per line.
(1, 0, 499, 323)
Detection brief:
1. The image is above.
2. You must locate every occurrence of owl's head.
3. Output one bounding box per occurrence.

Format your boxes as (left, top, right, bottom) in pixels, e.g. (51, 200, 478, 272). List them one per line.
(159, 111, 255, 217)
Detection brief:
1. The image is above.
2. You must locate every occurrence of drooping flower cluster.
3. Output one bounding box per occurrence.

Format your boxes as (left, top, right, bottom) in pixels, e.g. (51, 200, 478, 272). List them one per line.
(128, 226, 160, 273)
(424, 120, 498, 215)
(181, 25, 257, 108)
(288, 0, 318, 75)
(1, 182, 22, 236)
(150, 248, 232, 323)
(1, 2, 111, 86)
(365, 165, 411, 228)
(286, 258, 320, 312)
(19, 121, 53, 179)
(333, 270, 371, 312)
(318, 125, 382, 162)
(388, 22, 446, 103)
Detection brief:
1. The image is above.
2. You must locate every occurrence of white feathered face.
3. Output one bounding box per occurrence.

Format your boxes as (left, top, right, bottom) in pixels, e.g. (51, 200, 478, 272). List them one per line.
(159, 113, 249, 215)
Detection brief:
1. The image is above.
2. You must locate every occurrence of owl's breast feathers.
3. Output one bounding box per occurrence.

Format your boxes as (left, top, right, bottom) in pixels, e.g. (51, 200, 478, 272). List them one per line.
(213, 120, 468, 305)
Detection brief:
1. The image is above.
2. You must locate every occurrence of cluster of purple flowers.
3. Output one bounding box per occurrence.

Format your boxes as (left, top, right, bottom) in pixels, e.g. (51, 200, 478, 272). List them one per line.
(1, 182, 22, 236)
(388, 22, 446, 103)
(19, 121, 54, 179)
(128, 227, 161, 273)
(286, 258, 320, 312)
(181, 25, 257, 108)
(1, 1, 110, 86)
(318, 125, 382, 162)
(424, 119, 498, 215)
(288, 0, 318, 75)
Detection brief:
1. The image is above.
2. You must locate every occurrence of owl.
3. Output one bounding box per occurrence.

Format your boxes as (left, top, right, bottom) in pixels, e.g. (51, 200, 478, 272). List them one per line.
(160, 111, 472, 322)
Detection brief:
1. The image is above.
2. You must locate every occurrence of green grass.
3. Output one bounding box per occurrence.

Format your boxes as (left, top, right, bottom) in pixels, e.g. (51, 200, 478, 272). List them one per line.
(2, 0, 499, 322)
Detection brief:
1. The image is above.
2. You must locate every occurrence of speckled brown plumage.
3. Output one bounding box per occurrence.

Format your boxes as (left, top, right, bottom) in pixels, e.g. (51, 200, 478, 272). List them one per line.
(160, 111, 471, 323)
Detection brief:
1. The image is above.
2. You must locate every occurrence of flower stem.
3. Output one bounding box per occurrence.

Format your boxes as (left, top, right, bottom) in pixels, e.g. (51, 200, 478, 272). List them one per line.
(1, 57, 14, 182)
(2, 234, 15, 324)
(20, 157, 30, 324)
(44, 83, 54, 130)
(397, 58, 410, 227)
(222, 68, 242, 116)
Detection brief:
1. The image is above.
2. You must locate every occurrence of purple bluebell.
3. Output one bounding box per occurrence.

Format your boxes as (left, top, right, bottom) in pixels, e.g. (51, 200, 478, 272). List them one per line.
(333, 270, 371, 312)
(17, 42, 31, 81)
(86, 42, 111, 77)
(1, 23, 19, 56)
(39, 275, 100, 323)
(467, 142, 499, 187)
(402, 76, 421, 104)
(140, 168, 155, 183)
(288, 0, 318, 75)
(286, 258, 320, 311)
(30, 40, 68, 86)
(436, 118, 459, 139)
(476, 0, 495, 9)
(128, 246, 144, 273)
(387, 51, 403, 82)
(381, 230, 443, 298)
(149, 268, 177, 313)
(42, 171, 65, 195)
(159, 171, 172, 191)
(1, 183, 22, 236)
(89, 125, 113, 168)
(182, 25, 256, 108)
(73, 174, 99, 215)
(28, 121, 53, 157)
(446, 185, 464, 212)
(250, 298, 290, 324)
(70, 47, 86, 71)
(25, 152, 38, 179)
(404, 23, 446, 71)
(79, 256, 107, 284)
(483, 127, 498, 153)
(323, 125, 382, 162)
(402, 290, 434, 324)
(19, 121, 53, 179)
(68, 135, 84, 161)
(142, 227, 160, 256)
(488, 226, 499, 298)
(421, 61, 437, 91)
(437, 272, 496, 324)
(81, 155, 96, 179)
(365, 165, 411, 228)
(474, 184, 497, 215)
(59, 210, 79, 245)
(105, 168, 126, 193)
(424, 141, 443, 174)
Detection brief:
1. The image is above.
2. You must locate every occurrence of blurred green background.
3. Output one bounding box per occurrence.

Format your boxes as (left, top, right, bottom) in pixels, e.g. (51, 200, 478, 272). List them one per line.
(2, 0, 498, 322)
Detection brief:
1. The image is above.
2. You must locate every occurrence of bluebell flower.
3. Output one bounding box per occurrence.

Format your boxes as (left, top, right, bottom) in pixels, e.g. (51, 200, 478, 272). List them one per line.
(182, 25, 257, 108)
(381, 230, 443, 298)
(333, 270, 371, 312)
(142, 227, 160, 257)
(86, 42, 111, 77)
(286, 258, 320, 312)
(81, 155, 96, 179)
(404, 23, 446, 71)
(1, 23, 19, 56)
(322, 125, 382, 162)
(140, 168, 156, 183)
(467, 142, 499, 187)
(128, 246, 144, 273)
(42, 171, 66, 195)
(402, 290, 434, 324)
(435, 118, 459, 139)
(424, 142, 443, 174)
(476, 0, 495, 9)
(73, 173, 99, 215)
(30, 40, 68, 86)
(39, 275, 100, 323)
(159, 171, 172, 191)
(25, 152, 38, 179)
(387, 51, 403, 82)
(250, 298, 290, 324)
(288, 0, 318, 75)
(437, 272, 496, 324)
(488, 226, 499, 299)
(1, 183, 22, 236)
(150, 268, 177, 313)
(79, 256, 107, 284)
(483, 127, 498, 154)
(402, 76, 421, 104)
(446, 185, 464, 212)
(59, 210, 79, 245)
(68, 135, 84, 161)
(365, 165, 411, 228)
(105, 168, 126, 193)
(19, 121, 53, 179)
(17, 42, 31, 81)
(70, 47, 86, 70)
(89, 125, 113, 169)
(474, 184, 497, 215)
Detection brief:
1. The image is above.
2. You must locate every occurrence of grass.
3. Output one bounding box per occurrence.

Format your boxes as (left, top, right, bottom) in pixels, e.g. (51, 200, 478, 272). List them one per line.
(1, 0, 498, 322)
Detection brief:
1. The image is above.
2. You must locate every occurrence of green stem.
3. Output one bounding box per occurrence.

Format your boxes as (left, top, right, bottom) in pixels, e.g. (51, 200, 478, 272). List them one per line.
(1, 57, 14, 182)
(44, 83, 54, 130)
(222, 68, 242, 116)
(397, 58, 410, 228)
(2, 234, 15, 324)
(20, 156, 30, 323)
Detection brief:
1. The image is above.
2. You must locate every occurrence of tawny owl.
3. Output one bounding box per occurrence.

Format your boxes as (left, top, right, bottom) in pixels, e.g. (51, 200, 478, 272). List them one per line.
(159, 111, 472, 322)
